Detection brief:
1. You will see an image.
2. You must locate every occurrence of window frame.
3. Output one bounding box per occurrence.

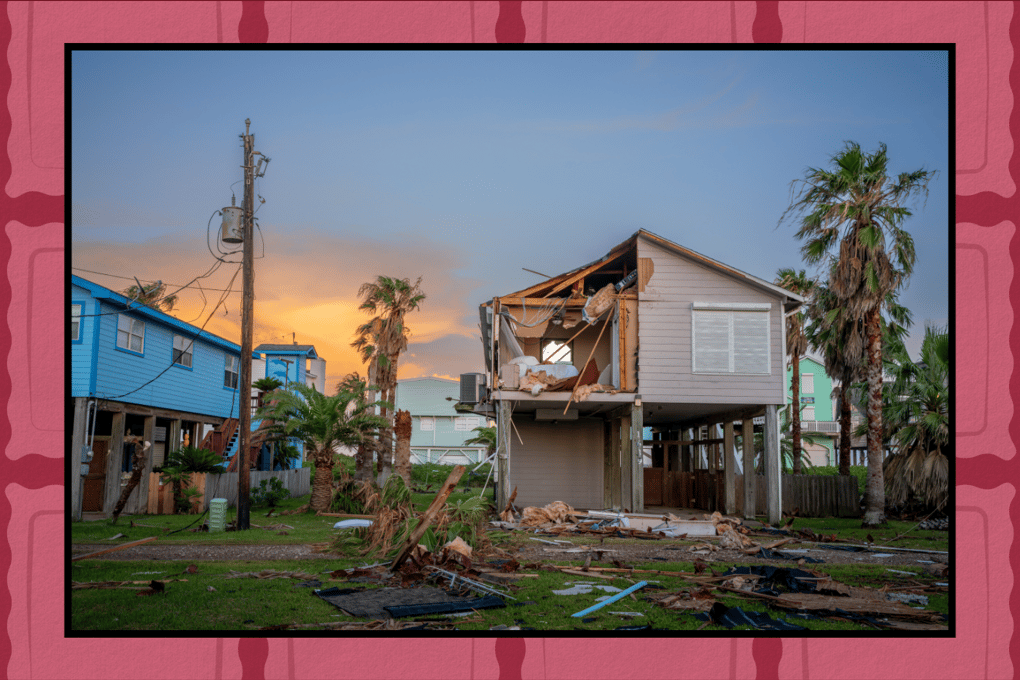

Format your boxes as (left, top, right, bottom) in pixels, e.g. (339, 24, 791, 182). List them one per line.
(454, 416, 480, 432)
(172, 334, 194, 369)
(224, 354, 239, 390)
(419, 416, 436, 432)
(71, 302, 83, 343)
(115, 313, 146, 355)
(691, 302, 771, 375)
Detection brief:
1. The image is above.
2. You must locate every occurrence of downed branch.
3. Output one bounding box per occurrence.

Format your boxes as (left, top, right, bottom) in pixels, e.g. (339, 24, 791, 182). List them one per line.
(72, 536, 158, 562)
(389, 465, 465, 570)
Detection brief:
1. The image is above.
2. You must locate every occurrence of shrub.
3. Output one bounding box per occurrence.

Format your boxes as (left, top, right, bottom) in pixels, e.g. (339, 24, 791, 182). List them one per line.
(251, 477, 291, 508)
(805, 465, 867, 497)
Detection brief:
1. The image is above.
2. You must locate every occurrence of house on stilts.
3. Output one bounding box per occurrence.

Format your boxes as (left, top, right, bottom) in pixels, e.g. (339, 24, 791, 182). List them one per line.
(462, 230, 804, 523)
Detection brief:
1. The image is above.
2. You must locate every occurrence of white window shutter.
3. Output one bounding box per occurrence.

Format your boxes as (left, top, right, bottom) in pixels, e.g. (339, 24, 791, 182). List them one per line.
(732, 311, 769, 374)
(693, 311, 730, 373)
(801, 372, 814, 393)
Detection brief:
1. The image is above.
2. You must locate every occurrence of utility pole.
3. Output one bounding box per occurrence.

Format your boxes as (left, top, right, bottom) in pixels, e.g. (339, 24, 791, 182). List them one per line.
(237, 118, 256, 531)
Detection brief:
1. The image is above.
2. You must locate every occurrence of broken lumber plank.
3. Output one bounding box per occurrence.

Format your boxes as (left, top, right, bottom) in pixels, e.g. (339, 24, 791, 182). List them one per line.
(740, 537, 797, 555)
(570, 566, 696, 578)
(71, 536, 158, 562)
(557, 568, 617, 580)
(389, 465, 465, 571)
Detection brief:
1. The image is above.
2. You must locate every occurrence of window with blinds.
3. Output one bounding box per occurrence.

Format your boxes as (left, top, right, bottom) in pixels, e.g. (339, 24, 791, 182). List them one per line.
(801, 372, 814, 394)
(692, 302, 771, 375)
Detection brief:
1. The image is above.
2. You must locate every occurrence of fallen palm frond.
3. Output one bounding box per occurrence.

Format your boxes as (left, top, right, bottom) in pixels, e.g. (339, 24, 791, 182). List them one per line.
(884, 446, 947, 512)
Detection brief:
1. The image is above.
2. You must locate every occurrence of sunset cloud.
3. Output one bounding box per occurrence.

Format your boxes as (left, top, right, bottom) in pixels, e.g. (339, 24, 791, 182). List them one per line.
(72, 226, 486, 391)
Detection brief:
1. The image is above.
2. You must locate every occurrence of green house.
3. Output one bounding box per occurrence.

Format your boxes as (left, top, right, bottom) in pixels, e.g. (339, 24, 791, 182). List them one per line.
(394, 378, 491, 465)
(785, 354, 839, 466)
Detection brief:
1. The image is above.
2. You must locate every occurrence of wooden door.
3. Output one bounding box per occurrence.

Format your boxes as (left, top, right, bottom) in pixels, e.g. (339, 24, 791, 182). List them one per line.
(82, 438, 109, 512)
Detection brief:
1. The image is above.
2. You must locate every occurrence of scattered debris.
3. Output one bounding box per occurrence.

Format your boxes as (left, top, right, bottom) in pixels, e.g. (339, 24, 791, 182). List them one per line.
(333, 519, 373, 530)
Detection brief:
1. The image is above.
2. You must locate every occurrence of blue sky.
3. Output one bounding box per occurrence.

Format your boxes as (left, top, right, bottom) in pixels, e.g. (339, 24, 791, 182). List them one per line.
(71, 49, 949, 387)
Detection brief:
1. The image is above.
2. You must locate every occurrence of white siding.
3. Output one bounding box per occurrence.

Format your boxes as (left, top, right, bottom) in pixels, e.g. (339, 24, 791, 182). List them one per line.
(511, 419, 604, 510)
(637, 237, 786, 404)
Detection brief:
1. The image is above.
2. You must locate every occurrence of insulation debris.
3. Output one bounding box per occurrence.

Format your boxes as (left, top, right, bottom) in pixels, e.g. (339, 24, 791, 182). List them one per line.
(520, 501, 576, 527)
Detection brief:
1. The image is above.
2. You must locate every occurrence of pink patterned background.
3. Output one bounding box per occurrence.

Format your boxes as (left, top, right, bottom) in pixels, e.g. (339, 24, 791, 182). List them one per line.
(2, 2, 1009, 678)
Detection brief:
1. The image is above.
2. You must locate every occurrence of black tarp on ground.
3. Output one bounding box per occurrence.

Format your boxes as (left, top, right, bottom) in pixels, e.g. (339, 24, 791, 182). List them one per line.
(695, 603, 806, 631)
(722, 565, 819, 596)
(314, 586, 499, 620)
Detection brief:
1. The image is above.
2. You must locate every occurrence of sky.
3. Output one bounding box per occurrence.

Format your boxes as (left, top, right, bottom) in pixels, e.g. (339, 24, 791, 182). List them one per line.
(71, 49, 949, 391)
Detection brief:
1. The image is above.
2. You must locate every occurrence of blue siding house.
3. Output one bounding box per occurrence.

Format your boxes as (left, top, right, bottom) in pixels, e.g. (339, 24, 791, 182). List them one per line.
(71, 275, 255, 519)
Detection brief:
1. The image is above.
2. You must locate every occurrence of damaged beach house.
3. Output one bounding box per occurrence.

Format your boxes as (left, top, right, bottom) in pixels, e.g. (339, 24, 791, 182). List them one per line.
(461, 230, 804, 525)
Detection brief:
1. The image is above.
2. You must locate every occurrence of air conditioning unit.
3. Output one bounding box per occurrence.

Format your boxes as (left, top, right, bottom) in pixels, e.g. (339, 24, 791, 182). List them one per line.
(460, 373, 487, 404)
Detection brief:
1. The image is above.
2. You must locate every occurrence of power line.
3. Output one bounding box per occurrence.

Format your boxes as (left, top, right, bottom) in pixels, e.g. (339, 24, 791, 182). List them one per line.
(72, 267, 241, 293)
(96, 265, 243, 400)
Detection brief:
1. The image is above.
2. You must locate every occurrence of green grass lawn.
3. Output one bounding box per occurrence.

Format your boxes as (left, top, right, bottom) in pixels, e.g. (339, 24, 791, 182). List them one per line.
(71, 463, 948, 632)
(70, 553, 948, 632)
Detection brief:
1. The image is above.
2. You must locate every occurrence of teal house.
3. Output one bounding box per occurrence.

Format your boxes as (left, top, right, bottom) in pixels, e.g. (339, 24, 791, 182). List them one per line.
(785, 354, 839, 466)
(394, 378, 491, 465)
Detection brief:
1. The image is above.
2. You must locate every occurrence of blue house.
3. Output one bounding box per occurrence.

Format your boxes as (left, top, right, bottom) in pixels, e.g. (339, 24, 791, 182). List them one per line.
(253, 343, 326, 394)
(394, 378, 490, 466)
(70, 275, 257, 519)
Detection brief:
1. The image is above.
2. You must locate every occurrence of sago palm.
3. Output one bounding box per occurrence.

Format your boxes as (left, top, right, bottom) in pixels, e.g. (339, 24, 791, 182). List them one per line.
(258, 382, 386, 512)
(782, 141, 935, 527)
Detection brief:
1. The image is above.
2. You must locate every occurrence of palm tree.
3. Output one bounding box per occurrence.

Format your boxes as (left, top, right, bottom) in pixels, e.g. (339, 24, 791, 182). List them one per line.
(880, 325, 949, 513)
(120, 280, 178, 312)
(351, 276, 426, 485)
(336, 372, 380, 482)
(775, 268, 815, 475)
(781, 141, 935, 527)
(464, 425, 497, 462)
(257, 382, 386, 512)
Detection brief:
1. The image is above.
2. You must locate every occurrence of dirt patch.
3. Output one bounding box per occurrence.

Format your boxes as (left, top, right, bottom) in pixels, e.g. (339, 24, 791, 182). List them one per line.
(72, 543, 339, 562)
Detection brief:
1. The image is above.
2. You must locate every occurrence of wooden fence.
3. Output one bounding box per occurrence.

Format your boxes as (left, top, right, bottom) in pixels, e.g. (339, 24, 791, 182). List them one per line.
(146, 467, 311, 514)
(735, 474, 860, 518)
(645, 469, 860, 517)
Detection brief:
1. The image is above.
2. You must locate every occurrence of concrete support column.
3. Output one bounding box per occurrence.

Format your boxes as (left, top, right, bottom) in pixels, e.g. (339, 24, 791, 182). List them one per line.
(496, 399, 512, 511)
(630, 399, 644, 513)
(723, 421, 735, 515)
(764, 404, 782, 525)
(742, 419, 756, 520)
(71, 398, 88, 521)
